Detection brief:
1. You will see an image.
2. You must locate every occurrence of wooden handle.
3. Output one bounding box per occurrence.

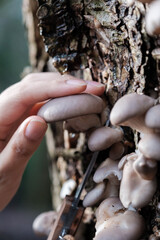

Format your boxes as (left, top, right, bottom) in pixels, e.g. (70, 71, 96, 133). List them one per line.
(47, 196, 84, 240)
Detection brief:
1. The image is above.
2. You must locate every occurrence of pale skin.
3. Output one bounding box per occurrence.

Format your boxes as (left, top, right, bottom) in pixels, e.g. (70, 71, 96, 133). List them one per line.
(0, 72, 105, 211)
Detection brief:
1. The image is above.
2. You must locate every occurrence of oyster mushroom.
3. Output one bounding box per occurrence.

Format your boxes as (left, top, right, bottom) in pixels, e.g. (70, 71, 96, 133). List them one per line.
(83, 182, 106, 207)
(83, 158, 122, 207)
(139, 133, 160, 160)
(145, 104, 160, 132)
(110, 93, 155, 133)
(145, 0, 160, 36)
(133, 153, 157, 180)
(93, 158, 122, 184)
(38, 93, 104, 122)
(109, 142, 125, 160)
(119, 153, 157, 208)
(64, 114, 101, 133)
(32, 211, 58, 236)
(88, 126, 123, 152)
(95, 197, 145, 240)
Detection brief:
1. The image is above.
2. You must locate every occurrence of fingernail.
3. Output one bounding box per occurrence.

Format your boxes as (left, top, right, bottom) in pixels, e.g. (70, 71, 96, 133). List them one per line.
(25, 119, 47, 141)
(87, 81, 105, 87)
(66, 79, 87, 86)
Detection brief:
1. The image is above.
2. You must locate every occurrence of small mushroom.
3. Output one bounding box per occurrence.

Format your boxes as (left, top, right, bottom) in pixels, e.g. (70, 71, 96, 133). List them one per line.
(133, 153, 157, 180)
(93, 158, 122, 184)
(32, 211, 58, 236)
(60, 179, 77, 199)
(139, 133, 160, 160)
(38, 93, 104, 122)
(110, 93, 155, 133)
(83, 182, 106, 207)
(88, 126, 123, 152)
(64, 114, 101, 133)
(145, 0, 160, 36)
(145, 104, 160, 132)
(109, 142, 125, 160)
(119, 153, 157, 208)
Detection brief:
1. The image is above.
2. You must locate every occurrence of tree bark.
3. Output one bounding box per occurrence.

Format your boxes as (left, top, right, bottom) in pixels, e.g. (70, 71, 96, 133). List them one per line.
(23, 0, 160, 239)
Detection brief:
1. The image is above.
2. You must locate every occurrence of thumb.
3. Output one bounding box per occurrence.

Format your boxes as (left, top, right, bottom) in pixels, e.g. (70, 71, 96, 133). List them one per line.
(0, 116, 47, 210)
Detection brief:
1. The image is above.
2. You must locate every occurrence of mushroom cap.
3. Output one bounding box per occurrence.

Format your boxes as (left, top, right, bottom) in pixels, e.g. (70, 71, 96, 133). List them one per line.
(64, 114, 101, 133)
(145, 104, 160, 130)
(38, 93, 104, 122)
(145, 0, 160, 36)
(88, 126, 123, 152)
(60, 179, 77, 199)
(110, 93, 155, 126)
(139, 133, 160, 160)
(95, 197, 124, 224)
(93, 158, 122, 184)
(83, 182, 106, 207)
(95, 210, 145, 240)
(109, 142, 125, 160)
(32, 211, 58, 236)
(133, 154, 157, 180)
(119, 153, 157, 208)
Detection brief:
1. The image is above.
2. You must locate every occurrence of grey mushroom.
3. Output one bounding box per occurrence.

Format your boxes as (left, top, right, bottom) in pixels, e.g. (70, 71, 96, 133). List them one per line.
(109, 142, 125, 160)
(32, 211, 58, 236)
(133, 153, 157, 180)
(93, 158, 122, 184)
(145, 104, 160, 132)
(119, 153, 157, 209)
(64, 114, 101, 133)
(38, 93, 104, 122)
(138, 133, 160, 161)
(88, 126, 123, 152)
(110, 93, 155, 133)
(83, 182, 106, 207)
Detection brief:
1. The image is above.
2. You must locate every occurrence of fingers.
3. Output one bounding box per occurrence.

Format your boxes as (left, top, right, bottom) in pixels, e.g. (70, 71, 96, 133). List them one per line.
(84, 81, 105, 96)
(0, 116, 47, 210)
(0, 73, 87, 126)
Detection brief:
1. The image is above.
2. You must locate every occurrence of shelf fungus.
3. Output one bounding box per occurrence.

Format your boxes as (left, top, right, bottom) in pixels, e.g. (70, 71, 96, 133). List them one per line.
(119, 153, 157, 209)
(94, 197, 145, 240)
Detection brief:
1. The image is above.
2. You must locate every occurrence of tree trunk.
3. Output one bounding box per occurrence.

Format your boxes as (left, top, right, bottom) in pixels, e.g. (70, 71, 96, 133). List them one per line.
(23, 0, 160, 239)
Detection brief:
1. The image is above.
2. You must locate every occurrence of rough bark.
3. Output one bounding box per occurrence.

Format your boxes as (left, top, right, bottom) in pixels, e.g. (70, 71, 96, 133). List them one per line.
(23, 0, 160, 239)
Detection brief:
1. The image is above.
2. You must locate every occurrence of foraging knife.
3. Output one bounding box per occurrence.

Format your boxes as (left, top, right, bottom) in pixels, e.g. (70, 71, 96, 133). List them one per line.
(47, 151, 99, 240)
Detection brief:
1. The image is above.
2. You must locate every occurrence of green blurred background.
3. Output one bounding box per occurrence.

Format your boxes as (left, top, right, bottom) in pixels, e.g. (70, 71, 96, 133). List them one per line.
(0, 1, 52, 239)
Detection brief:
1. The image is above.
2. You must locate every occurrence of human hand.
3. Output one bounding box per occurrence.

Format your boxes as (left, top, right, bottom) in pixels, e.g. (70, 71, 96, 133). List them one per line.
(0, 72, 105, 210)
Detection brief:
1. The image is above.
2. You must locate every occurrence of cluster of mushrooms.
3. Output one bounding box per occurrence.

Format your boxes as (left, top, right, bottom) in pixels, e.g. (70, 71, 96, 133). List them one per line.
(32, 92, 160, 240)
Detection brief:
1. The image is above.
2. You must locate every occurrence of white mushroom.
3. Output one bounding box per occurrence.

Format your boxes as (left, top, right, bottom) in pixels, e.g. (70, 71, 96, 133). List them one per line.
(60, 179, 77, 199)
